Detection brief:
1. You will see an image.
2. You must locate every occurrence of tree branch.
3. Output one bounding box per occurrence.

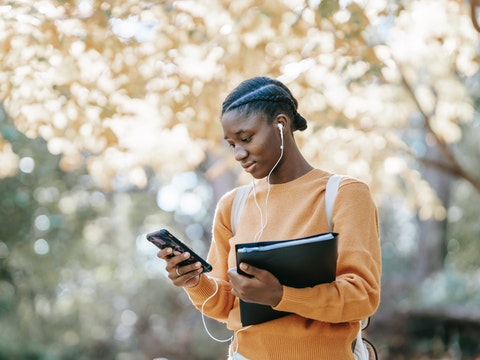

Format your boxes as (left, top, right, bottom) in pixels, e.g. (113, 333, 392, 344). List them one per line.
(418, 156, 480, 192)
(471, 0, 480, 32)
(398, 66, 480, 193)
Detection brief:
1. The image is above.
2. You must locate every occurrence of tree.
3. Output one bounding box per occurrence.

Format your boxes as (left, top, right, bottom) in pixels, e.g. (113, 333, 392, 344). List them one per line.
(1, 0, 479, 358)
(0, 105, 229, 359)
(1, 0, 477, 200)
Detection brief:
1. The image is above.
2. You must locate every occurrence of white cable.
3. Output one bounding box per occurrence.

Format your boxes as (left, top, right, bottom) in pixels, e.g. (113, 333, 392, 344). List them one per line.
(252, 181, 264, 243)
(206, 130, 284, 349)
(201, 277, 252, 356)
(229, 325, 252, 358)
(252, 137, 284, 243)
(201, 278, 234, 343)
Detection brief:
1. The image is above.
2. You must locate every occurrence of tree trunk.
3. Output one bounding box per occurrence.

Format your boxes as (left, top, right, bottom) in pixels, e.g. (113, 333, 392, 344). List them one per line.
(414, 137, 454, 281)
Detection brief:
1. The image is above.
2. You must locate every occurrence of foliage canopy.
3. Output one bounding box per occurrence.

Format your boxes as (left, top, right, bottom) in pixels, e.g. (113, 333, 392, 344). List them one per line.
(1, 1, 480, 358)
(1, 0, 478, 213)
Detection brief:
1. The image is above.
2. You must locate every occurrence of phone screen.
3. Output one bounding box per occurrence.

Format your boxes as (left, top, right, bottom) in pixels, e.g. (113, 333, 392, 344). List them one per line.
(146, 229, 212, 273)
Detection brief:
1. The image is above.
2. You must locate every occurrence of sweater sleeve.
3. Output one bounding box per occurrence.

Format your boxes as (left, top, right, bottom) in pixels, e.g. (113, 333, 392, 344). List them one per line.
(272, 180, 382, 323)
(183, 190, 237, 323)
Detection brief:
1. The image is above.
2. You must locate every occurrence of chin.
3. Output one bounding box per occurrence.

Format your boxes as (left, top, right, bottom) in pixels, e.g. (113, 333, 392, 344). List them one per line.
(252, 171, 270, 180)
(247, 164, 273, 180)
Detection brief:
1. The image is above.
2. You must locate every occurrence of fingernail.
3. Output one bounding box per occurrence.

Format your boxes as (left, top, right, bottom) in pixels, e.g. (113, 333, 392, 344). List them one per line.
(183, 252, 190, 258)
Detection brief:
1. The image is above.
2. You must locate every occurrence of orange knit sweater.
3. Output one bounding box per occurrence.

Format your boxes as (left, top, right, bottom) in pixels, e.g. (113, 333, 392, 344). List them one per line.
(185, 169, 382, 360)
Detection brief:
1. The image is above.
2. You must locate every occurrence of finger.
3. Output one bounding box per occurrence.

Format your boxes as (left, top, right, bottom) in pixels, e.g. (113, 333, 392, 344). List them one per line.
(163, 251, 191, 269)
(182, 272, 202, 288)
(238, 262, 256, 277)
(178, 261, 203, 276)
(171, 268, 203, 288)
(168, 259, 202, 279)
(227, 267, 244, 283)
(175, 265, 182, 276)
(157, 247, 173, 259)
(227, 267, 237, 278)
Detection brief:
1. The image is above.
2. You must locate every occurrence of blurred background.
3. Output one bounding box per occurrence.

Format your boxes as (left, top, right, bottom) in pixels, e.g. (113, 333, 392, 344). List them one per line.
(1, 0, 479, 359)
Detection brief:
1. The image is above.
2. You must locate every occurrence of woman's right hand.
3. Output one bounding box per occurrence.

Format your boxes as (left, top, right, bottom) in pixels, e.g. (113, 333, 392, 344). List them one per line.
(157, 247, 203, 288)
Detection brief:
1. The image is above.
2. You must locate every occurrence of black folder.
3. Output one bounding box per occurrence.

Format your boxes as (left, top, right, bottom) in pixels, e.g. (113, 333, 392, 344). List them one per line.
(235, 232, 338, 326)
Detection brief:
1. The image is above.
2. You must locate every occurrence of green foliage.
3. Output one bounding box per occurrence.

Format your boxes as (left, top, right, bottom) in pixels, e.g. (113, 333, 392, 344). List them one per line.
(446, 177, 480, 272)
(0, 0, 479, 358)
(0, 111, 230, 359)
(317, 0, 340, 18)
(444, 78, 480, 271)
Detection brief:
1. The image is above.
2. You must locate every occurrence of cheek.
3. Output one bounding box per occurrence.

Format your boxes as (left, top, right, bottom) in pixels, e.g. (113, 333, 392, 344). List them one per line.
(251, 139, 270, 156)
(263, 134, 280, 153)
(255, 139, 279, 163)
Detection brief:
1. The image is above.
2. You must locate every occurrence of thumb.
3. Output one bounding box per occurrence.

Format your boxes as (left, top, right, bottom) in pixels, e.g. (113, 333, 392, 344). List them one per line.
(239, 262, 259, 276)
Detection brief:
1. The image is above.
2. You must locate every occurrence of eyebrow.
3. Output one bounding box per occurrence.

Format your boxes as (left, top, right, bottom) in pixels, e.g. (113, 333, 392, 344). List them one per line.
(224, 129, 246, 140)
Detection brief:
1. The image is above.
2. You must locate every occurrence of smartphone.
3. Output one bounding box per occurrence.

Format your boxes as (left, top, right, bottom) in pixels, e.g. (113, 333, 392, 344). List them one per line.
(146, 228, 212, 273)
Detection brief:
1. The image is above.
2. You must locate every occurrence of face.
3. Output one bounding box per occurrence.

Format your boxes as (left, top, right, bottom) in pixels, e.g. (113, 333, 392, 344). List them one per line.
(222, 110, 282, 179)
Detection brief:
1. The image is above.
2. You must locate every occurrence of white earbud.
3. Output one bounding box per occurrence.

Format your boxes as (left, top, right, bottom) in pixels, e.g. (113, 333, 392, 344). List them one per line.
(277, 123, 284, 149)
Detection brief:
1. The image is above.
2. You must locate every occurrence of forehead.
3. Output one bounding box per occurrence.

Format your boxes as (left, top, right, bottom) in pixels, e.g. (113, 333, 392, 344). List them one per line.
(221, 110, 265, 133)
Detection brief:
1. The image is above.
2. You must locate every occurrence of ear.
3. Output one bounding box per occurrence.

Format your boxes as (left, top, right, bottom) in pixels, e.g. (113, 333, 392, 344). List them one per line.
(274, 114, 288, 132)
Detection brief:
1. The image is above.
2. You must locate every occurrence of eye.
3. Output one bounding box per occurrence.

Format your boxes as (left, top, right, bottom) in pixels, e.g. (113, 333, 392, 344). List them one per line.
(224, 134, 252, 149)
(225, 140, 235, 149)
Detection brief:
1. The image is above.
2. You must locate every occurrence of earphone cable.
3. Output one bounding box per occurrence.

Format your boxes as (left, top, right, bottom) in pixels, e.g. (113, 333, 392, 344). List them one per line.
(201, 277, 234, 343)
(252, 137, 284, 243)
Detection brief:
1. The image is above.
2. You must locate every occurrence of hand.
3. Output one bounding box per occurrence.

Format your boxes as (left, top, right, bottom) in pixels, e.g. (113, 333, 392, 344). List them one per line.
(157, 247, 203, 288)
(228, 263, 283, 307)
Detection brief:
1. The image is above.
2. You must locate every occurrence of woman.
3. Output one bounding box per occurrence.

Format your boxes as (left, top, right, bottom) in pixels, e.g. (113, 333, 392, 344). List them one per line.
(157, 76, 382, 359)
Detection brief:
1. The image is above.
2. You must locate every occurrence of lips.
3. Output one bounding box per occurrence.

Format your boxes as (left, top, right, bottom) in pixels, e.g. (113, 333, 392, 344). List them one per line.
(241, 162, 256, 173)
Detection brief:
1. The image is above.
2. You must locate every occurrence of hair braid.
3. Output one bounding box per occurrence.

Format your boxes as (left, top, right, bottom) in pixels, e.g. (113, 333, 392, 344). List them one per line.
(221, 77, 308, 132)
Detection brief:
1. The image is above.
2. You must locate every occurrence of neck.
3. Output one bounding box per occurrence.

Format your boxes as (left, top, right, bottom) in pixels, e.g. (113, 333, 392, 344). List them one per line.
(268, 148, 313, 184)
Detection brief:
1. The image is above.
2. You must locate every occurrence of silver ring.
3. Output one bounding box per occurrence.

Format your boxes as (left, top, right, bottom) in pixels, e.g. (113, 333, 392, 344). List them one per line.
(175, 266, 182, 276)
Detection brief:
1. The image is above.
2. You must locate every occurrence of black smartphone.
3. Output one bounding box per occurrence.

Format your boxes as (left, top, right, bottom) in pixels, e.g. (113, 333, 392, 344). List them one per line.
(146, 228, 212, 273)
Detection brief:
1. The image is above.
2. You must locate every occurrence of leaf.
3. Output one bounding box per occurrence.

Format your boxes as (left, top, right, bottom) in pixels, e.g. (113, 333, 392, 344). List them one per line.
(317, 0, 340, 18)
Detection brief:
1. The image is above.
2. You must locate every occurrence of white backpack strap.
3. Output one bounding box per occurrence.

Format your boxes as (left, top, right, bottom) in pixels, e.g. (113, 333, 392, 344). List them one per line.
(326, 175, 374, 359)
(325, 174, 343, 232)
(230, 185, 252, 235)
(353, 329, 369, 360)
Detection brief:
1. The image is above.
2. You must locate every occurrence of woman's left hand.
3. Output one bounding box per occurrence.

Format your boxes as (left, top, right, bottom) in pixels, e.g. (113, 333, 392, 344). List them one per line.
(228, 263, 283, 307)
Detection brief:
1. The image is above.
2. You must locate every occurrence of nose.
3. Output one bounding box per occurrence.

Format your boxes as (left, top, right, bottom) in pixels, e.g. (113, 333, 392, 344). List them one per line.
(234, 146, 247, 161)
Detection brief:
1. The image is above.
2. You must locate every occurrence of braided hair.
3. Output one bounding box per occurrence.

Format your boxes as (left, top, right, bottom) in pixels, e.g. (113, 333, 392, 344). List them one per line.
(221, 77, 307, 132)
